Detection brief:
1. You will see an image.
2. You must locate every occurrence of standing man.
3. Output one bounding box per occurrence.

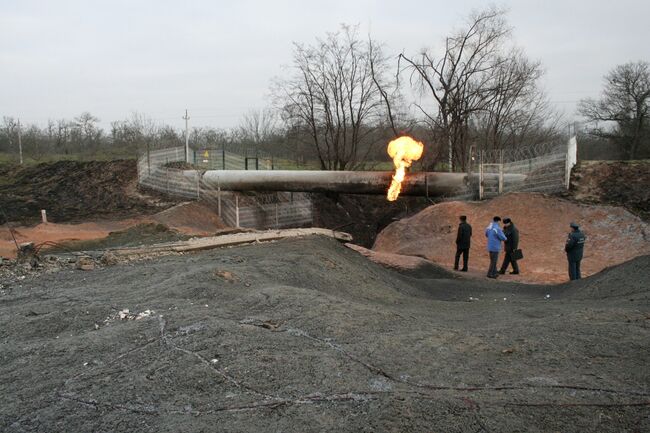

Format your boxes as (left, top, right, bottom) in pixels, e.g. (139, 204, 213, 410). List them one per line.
(499, 218, 520, 275)
(485, 216, 507, 279)
(565, 222, 586, 280)
(454, 215, 472, 272)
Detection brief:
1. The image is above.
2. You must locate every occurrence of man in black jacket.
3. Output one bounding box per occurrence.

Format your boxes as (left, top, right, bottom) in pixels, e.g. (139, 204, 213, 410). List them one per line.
(454, 215, 472, 271)
(565, 222, 586, 280)
(499, 217, 520, 275)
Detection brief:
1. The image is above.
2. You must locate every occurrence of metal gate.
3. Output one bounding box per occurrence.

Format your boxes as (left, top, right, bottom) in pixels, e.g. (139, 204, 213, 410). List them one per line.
(479, 163, 504, 199)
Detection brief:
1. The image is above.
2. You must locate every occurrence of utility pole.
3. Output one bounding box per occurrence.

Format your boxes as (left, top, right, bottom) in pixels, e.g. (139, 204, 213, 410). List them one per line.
(448, 135, 453, 172)
(17, 118, 23, 165)
(183, 109, 190, 163)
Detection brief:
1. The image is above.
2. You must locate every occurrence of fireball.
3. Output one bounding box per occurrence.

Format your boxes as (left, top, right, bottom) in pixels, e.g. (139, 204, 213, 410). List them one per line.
(386, 136, 424, 201)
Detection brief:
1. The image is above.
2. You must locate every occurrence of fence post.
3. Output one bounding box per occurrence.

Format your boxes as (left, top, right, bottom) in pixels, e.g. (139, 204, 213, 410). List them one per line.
(217, 181, 221, 216)
(235, 194, 240, 228)
(196, 172, 200, 200)
(222, 149, 226, 170)
(479, 158, 484, 200)
(499, 149, 504, 194)
(498, 163, 504, 194)
(275, 203, 279, 229)
(565, 153, 570, 190)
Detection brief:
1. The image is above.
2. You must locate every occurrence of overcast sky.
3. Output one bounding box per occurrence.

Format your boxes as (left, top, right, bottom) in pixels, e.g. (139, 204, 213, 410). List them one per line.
(1, 0, 648, 131)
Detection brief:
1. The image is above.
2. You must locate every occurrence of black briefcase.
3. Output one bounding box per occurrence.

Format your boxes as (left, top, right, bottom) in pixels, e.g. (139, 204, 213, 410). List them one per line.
(513, 249, 524, 260)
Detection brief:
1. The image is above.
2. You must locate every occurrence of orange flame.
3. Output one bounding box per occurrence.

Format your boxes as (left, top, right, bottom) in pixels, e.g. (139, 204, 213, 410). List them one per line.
(386, 136, 424, 201)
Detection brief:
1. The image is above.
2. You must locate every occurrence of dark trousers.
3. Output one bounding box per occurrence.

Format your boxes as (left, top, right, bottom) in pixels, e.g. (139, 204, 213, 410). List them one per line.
(454, 248, 469, 270)
(500, 250, 520, 273)
(487, 251, 499, 277)
(568, 260, 582, 280)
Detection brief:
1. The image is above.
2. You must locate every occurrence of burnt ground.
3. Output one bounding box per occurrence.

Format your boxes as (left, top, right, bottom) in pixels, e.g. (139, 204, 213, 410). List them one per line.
(1, 236, 648, 432)
(312, 193, 430, 248)
(0, 160, 178, 225)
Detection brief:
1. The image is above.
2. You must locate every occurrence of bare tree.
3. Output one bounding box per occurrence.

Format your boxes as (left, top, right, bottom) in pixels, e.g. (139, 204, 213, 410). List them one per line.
(239, 108, 278, 146)
(474, 48, 564, 151)
(398, 6, 510, 171)
(273, 25, 393, 170)
(72, 112, 102, 152)
(579, 60, 650, 159)
(1, 117, 18, 153)
(55, 119, 72, 153)
(111, 112, 158, 157)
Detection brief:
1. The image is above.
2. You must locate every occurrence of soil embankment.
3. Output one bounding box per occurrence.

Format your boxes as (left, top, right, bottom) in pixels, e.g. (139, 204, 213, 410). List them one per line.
(373, 193, 650, 284)
(0, 236, 648, 432)
(0, 160, 177, 224)
(566, 160, 650, 220)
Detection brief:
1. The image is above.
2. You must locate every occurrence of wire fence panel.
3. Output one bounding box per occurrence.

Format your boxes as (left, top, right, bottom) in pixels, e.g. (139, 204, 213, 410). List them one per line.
(137, 147, 314, 229)
(461, 139, 572, 200)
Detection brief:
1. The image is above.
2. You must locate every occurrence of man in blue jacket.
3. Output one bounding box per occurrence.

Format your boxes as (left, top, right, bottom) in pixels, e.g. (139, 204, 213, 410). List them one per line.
(485, 216, 507, 279)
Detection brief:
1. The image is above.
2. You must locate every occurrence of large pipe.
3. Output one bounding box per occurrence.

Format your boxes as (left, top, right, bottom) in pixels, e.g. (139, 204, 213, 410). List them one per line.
(191, 170, 526, 197)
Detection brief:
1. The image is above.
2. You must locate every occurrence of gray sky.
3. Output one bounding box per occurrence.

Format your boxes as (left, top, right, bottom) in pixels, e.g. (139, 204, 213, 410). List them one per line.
(1, 0, 648, 131)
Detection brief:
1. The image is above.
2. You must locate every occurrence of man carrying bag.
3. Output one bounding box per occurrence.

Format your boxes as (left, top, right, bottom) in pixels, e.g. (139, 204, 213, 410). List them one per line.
(499, 217, 521, 275)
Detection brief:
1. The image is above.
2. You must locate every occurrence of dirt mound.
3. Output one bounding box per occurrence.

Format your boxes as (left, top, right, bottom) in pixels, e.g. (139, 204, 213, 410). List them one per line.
(44, 223, 192, 253)
(563, 254, 650, 300)
(566, 160, 650, 221)
(0, 160, 178, 224)
(373, 193, 650, 284)
(150, 202, 226, 235)
(1, 236, 649, 432)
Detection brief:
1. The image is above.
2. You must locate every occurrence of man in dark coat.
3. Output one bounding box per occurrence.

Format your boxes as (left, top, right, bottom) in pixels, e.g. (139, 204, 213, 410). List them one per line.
(454, 215, 472, 271)
(499, 217, 520, 275)
(565, 221, 586, 280)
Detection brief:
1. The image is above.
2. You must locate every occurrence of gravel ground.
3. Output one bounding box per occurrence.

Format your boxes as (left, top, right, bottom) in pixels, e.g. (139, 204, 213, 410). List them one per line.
(1, 236, 648, 432)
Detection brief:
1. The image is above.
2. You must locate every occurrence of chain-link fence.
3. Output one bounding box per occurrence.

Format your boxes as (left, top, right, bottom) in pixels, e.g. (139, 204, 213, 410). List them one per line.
(466, 138, 574, 199)
(137, 147, 314, 229)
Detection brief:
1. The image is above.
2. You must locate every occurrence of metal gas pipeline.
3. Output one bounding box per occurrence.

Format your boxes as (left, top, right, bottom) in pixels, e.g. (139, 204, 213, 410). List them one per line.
(180, 170, 526, 197)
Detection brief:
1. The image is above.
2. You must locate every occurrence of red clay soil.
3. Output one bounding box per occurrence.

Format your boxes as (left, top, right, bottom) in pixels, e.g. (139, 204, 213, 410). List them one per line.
(373, 192, 650, 284)
(0, 202, 225, 258)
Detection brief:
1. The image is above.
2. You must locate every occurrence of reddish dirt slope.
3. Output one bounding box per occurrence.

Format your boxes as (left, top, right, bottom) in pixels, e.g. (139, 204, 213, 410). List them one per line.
(0, 202, 225, 258)
(373, 193, 650, 284)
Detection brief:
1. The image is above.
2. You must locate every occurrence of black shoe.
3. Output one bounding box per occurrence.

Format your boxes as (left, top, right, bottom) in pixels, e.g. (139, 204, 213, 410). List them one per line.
(453, 267, 459, 271)
(498, 270, 506, 275)
(460, 269, 468, 272)
(510, 271, 519, 275)
(487, 274, 498, 279)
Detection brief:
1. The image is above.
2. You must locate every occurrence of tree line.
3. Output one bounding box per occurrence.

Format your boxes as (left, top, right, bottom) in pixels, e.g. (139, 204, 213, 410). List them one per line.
(1, 6, 647, 167)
